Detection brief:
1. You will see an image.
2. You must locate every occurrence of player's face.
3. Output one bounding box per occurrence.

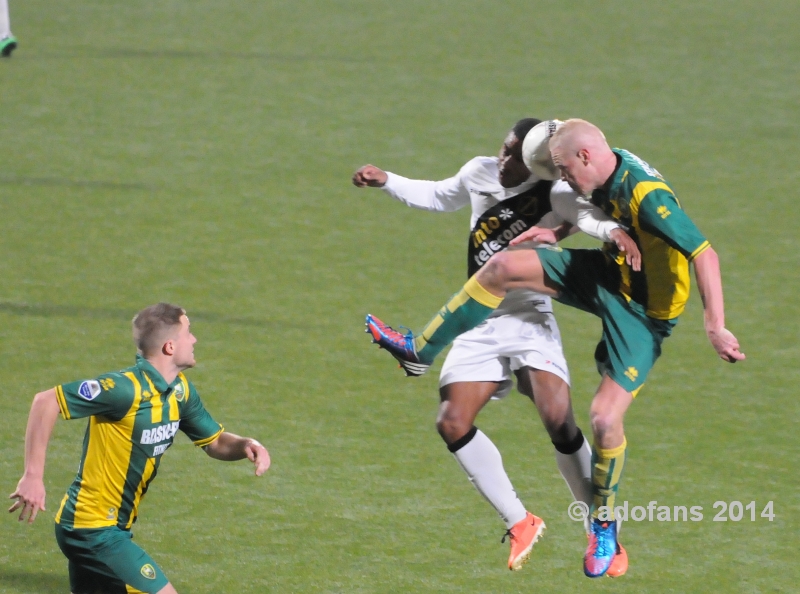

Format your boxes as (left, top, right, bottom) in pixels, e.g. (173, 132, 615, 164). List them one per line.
(171, 315, 197, 370)
(552, 146, 591, 196)
(497, 132, 531, 188)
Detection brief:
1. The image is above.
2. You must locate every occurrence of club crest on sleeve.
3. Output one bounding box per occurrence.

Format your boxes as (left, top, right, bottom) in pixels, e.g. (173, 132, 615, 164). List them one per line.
(78, 380, 102, 400)
(173, 382, 185, 402)
(140, 564, 156, 579)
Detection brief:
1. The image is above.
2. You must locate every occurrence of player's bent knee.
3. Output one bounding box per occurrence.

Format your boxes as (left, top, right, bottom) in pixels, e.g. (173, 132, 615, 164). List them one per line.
(476, 251, 516, 287)
(589, 407, 623, 437)
(436, 405, 474, 445)
(436, 415, 473, 445)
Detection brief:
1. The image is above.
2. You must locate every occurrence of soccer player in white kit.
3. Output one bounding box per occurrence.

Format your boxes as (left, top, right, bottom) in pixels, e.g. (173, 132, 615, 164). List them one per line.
(353, 118, 631, 575)
(0, 0, 16, 57)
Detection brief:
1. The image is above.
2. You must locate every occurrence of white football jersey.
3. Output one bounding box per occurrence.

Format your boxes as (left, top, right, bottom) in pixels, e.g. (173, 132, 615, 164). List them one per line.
(381, 156, 619, 316)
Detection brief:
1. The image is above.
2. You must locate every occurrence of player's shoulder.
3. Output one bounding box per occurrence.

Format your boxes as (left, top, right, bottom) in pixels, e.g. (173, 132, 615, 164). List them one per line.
(459, 156, 499, 183)
(549, 179, 579, 200)
(97, 370, 136, 394)
(615, 148, 669, 186)
(66, 369, 134, 402)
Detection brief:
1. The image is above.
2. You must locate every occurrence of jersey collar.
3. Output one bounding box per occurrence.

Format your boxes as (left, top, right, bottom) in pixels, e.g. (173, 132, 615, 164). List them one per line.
(135, 354, 178, 393)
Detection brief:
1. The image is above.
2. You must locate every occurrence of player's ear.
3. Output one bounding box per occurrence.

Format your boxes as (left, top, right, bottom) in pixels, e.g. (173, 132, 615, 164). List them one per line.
(162, 339, 175, 356)
(578, 148, 590, 165)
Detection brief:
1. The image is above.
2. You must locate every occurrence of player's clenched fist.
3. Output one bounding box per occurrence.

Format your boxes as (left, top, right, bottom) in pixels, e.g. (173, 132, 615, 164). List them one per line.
(352, 164, 388, 188)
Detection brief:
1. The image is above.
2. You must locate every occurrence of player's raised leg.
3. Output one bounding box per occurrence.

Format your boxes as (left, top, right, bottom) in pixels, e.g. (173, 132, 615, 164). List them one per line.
(437, 381, 545, 571)
(367, 250, 558, 372)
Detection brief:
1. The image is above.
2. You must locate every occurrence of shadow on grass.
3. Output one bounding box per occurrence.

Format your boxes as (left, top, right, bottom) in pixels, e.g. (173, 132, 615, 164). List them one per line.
(0, 301, 278, 329)
(0, 570, 67, 593)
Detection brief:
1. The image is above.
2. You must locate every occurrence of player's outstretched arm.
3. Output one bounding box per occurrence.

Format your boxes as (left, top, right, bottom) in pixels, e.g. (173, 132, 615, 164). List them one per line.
(203, 432, 271, 476)
(8, 389, 61, 523)
(352, 164, 388, 188)
(693, 247, 745, 363)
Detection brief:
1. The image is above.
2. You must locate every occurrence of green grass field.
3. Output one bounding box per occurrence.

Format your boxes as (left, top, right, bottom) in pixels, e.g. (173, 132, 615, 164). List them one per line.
(1, 1, 798, 592)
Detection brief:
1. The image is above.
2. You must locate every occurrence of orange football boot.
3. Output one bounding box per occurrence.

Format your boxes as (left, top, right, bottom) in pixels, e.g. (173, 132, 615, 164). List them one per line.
(605, 543, 628, 578)
(503, 512, 546, 571)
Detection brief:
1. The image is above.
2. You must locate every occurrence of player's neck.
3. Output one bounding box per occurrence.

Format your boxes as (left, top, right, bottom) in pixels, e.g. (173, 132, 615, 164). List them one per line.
(145, 356, 180, 385)
(597, 151, 620, 187)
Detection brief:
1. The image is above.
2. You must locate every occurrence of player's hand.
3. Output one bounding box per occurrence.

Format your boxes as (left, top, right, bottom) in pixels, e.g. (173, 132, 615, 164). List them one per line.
(609, 228, 642, 272)
(244, 440, 271, 476)
(352, 165, 388, 188)
(8, 476, 46, 524)
(706, 326, 746, 363)
(509, 226, 558, 245)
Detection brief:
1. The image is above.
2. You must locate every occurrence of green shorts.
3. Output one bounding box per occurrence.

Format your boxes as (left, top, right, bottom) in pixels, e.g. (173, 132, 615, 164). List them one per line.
(55, 523, 169, 594)
(536, 247, 677, 394)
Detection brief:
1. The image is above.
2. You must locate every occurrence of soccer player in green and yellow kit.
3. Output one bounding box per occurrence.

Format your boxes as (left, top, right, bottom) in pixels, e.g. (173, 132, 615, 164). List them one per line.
(366, 119, 744, 578)
(9, 303, 270, 594)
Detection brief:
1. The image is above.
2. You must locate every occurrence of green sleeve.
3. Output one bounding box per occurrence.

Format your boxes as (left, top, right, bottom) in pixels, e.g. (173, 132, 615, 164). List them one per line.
(56, 372, 135, 421)
(179, 381, 224, 446)
(637, 190, 708, 258)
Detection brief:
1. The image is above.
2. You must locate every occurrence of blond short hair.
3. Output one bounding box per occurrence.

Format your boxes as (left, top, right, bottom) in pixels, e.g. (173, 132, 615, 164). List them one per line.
(132, 303, 185, 357)
(551, 118, 608, 150)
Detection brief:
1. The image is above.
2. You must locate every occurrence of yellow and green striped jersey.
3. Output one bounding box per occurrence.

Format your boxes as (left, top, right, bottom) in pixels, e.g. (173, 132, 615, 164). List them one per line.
(54, 355, 223, 530)
(592, 149, 710, 320)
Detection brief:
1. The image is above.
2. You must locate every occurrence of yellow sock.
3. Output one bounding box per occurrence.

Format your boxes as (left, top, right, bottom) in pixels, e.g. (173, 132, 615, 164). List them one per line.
(591, 438, 627, 521)
(414, 276, 502, 362)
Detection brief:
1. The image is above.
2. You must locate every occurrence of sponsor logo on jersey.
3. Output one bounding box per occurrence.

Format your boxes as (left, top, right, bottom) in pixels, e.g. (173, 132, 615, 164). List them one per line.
(141, 564, 156, 580)
(77, 380, 102, 400)
(153, 443, 172, 456)
(467, 181, 553, 277)
(106, 507, 117, 520)
(99, 378, 115, 391)
(657, 205, 671, 219)
(472, 219, 530, 266)
(173, 382, 186, 402)
(140, 421, 180, 445)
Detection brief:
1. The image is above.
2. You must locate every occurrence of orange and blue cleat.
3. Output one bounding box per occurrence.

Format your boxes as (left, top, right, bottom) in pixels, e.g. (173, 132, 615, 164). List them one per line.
(584, 519, 617, 577)
(365, 314, 430, 376)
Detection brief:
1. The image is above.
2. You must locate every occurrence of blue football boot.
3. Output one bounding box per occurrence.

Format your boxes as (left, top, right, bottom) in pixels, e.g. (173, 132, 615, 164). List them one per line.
(365, 314, 430, 377)
(584, 518, 617, 578)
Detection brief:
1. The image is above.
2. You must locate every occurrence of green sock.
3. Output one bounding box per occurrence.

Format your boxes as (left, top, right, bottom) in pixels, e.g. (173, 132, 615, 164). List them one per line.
(591, 438, 627, 521)
(414, 276, 503, 363)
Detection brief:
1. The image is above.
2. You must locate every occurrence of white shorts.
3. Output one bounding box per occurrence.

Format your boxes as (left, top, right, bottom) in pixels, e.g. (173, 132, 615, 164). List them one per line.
(438, 310, 570, 399)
